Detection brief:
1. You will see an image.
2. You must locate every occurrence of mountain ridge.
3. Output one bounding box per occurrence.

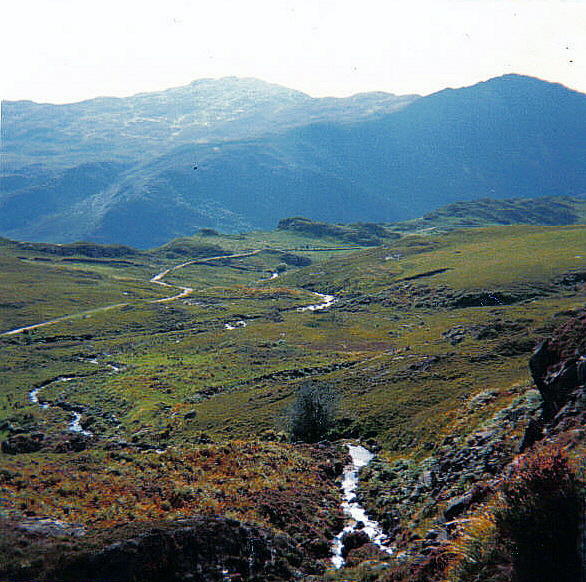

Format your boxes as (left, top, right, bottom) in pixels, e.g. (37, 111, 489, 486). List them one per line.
(2, 76, 418, 169)
(2, 74, 585, 247)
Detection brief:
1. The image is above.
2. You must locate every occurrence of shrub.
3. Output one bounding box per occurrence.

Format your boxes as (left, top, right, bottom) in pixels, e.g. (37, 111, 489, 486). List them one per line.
(495, 444, 582, 582)
(286, 381, 339, 443)
(444, 444, 582, 582)
(444, 509, 512, 582)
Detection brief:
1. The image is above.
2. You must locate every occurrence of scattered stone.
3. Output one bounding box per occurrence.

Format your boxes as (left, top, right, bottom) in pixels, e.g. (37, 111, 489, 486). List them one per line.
(17, 517, 85, 537)
(443, 493, 473, 522)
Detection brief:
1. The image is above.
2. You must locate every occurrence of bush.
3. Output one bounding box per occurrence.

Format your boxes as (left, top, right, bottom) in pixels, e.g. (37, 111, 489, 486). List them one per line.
(286, 381, 339, 443)
(496, 444, 581, 582)
(444, 444, 582, 582)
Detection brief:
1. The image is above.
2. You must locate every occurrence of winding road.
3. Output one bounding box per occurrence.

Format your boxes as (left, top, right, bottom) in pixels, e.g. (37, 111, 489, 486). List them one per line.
(1, 251, 262, 337)
(2, 249, 336, 336)
(8, 250, 337, 434)
(7, 249, 387, 569)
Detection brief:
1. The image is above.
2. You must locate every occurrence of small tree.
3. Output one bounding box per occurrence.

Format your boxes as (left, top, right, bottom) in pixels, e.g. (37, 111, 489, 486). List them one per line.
(286, 381, 339, 442)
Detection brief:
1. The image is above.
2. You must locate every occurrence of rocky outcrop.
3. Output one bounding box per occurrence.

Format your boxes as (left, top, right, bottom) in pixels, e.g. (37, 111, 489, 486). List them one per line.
(1, 431, 45, 454)
(1, 430, 92, 454)
(355, 311, 586, 580)
(1, 516, 304, 582)
(341, 530, 370, 557)
(279, 252, 312, 267)
(358, 387, 542, 540)
(529, 310, 586, 423)
(276, 217, 396, 246)
(58, 519, 300, 582)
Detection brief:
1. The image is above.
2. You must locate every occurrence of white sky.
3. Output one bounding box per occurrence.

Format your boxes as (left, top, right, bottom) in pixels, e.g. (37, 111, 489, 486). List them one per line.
(1, 0, 585, 103)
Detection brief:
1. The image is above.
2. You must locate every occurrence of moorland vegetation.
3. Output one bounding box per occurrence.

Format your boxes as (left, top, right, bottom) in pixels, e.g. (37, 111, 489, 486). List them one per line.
(0, 200, 584, 581)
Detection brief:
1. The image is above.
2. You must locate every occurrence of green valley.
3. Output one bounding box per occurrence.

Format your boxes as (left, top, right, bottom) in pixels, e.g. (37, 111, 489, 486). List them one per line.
(1, 211, 584, 580)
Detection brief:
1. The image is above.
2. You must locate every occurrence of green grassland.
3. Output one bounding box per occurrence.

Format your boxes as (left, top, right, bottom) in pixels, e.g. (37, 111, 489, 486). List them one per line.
(0, 222, 584, 579)
(2, 224, 583, 446)
(392, 195, 586, 232)
(281, 225, 585, 292)
(0, 252, 168, 331)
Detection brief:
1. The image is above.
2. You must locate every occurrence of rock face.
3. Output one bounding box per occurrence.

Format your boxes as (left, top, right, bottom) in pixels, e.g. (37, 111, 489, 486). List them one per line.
(529, 310, 586, 423)
(38, 517, 303, 582)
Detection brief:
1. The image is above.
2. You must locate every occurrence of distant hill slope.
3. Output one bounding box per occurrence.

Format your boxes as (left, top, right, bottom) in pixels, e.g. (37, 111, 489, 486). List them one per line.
(392, 195, 586, 232)
(2, 75, 585, 247)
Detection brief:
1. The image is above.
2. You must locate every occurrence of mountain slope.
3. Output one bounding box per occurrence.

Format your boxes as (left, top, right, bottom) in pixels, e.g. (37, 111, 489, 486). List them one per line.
(2, 75, 585, 247)
(2, 77, 416, 169)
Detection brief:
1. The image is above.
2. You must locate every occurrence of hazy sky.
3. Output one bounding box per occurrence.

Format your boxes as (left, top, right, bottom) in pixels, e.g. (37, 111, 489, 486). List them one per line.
(2, 0, 585, 103)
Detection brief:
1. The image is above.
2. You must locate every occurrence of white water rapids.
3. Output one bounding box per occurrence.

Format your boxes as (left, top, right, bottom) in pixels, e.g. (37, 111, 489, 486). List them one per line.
(331, 444, 393, 569)
(224, 320, 247, 330)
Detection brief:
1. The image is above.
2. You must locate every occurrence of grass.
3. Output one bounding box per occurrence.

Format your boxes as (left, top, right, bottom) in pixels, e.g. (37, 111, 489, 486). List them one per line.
(0, 223, 584, 580)
(2, 225, 584, 447)
(280, 225, 585, 293)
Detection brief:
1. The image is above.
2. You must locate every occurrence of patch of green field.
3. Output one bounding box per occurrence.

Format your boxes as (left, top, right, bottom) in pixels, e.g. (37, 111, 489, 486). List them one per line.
(399, 225, 586, 289)
(281, 225, 585, 294)
(0, 253, 168, 332)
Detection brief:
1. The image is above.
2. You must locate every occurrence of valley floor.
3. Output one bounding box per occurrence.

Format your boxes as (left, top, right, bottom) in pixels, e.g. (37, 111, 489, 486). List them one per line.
(0, 224, 584, 581)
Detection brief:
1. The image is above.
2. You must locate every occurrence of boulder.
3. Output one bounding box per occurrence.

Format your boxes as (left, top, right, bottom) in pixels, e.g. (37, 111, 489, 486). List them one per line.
(443, 494, 473, 522)
(345, 542, 391, 567)
(341, 530, 370, 557)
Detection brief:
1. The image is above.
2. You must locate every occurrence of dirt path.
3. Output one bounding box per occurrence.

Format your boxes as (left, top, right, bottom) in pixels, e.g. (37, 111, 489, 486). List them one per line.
(1, 303, 129, 337)
(1, 251, 262, 336)
(1, 249, 338, 337)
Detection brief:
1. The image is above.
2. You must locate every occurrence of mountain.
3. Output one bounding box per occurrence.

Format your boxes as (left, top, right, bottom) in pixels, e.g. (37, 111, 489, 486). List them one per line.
(1, 77, 416, 169)
(2, 74, 585, 247)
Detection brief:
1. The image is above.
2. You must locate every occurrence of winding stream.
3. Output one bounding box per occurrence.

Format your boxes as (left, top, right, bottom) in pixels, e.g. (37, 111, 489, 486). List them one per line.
(11, 252, 387, 572)
(27, 358, 122, 437)
(331, 444, 393, 568)
(298, 292, 337, 312)
(13, 252, 340, 445)
(29, 376, 93, 436)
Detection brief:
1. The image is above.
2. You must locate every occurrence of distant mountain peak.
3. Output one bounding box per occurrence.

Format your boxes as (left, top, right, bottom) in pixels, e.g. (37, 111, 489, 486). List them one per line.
(452, 73, 582, 95)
